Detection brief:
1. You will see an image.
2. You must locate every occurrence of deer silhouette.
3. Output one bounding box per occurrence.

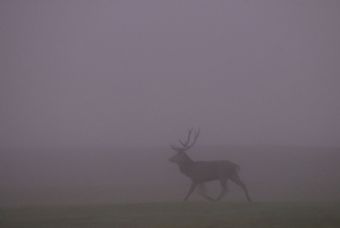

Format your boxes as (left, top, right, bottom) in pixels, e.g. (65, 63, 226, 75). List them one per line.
(169, 128, 252, 202)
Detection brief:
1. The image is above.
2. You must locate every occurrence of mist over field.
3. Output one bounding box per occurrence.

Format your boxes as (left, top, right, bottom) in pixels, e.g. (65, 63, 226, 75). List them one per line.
(1, 0, 340, 209)
(1, 146, 340, 206)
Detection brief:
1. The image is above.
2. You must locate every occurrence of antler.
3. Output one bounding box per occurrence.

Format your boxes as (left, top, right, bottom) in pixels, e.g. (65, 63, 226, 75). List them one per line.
(179, 128, 193, 147)
(171, 128, 200, 152)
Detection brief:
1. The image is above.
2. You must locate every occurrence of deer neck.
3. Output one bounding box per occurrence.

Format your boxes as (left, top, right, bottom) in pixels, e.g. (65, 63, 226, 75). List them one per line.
(176, 156, 194, 175)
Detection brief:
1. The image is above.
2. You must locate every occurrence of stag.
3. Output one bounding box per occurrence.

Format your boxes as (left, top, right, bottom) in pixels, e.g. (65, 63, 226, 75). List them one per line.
(169, 128, 252, 202)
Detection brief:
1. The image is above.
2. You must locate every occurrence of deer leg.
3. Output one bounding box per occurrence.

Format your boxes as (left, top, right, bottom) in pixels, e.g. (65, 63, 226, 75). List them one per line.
(215, 179, 228, 201)
(197, 183, 215, 201)
(184, 182, 197, 201)
(230, 174, 252, 202)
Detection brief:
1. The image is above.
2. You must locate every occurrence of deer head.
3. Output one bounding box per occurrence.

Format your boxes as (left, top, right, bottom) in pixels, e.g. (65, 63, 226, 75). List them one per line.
(169, 128, 200, 164)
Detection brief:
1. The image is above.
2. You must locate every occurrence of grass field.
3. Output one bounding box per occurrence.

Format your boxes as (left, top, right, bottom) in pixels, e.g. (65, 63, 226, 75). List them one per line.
(1, 202, 340, 228)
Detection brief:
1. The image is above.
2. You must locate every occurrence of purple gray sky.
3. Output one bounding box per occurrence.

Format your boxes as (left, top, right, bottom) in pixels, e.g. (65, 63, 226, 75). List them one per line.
(1, 0, 340, 148)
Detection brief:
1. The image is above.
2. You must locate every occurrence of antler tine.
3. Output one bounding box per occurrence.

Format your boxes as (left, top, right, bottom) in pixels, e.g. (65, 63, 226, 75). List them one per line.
(170, 145, 180, 151)
(186, 128, 193, 143)
(171, 128, 199, 151)
(179, 139, 186, 147)
(187, 127, 200, 149)
(178, 128, 193, 147)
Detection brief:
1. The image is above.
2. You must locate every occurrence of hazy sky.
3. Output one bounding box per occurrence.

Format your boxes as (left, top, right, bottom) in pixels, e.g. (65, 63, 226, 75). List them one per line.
(1, 0, 339, 148)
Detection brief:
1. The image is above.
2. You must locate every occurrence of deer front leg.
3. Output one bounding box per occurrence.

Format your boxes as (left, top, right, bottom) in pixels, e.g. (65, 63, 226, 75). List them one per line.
(184, 182, 197, 201)
(197, 183, 215, 201)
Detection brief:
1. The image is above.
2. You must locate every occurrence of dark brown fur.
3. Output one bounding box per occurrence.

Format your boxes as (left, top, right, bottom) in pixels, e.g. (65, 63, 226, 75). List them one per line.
(169, 129, 252, 202)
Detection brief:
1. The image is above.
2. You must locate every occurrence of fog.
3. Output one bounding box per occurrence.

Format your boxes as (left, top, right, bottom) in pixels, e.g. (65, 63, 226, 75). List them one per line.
(1, 0, 339, 206)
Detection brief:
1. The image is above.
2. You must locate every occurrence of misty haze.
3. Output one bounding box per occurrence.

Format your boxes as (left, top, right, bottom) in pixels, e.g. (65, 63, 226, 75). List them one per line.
(1, 0, 340, 227)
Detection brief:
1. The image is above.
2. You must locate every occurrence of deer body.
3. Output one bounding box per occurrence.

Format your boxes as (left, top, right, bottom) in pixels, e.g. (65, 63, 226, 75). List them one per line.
(176, 160, 239, 183)
(169, 129, 252, 202)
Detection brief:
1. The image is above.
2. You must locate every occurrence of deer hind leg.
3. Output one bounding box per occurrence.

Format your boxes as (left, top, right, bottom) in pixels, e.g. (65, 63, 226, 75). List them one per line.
(183, 182, 197, 201)
(230, 173, 252, 202)
(215, 179, 228, 201)
(197, 183, 215, 201)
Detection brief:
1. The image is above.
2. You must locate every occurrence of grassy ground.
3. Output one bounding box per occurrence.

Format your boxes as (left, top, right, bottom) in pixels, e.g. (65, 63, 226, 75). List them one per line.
(1, 202, 340, 228)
